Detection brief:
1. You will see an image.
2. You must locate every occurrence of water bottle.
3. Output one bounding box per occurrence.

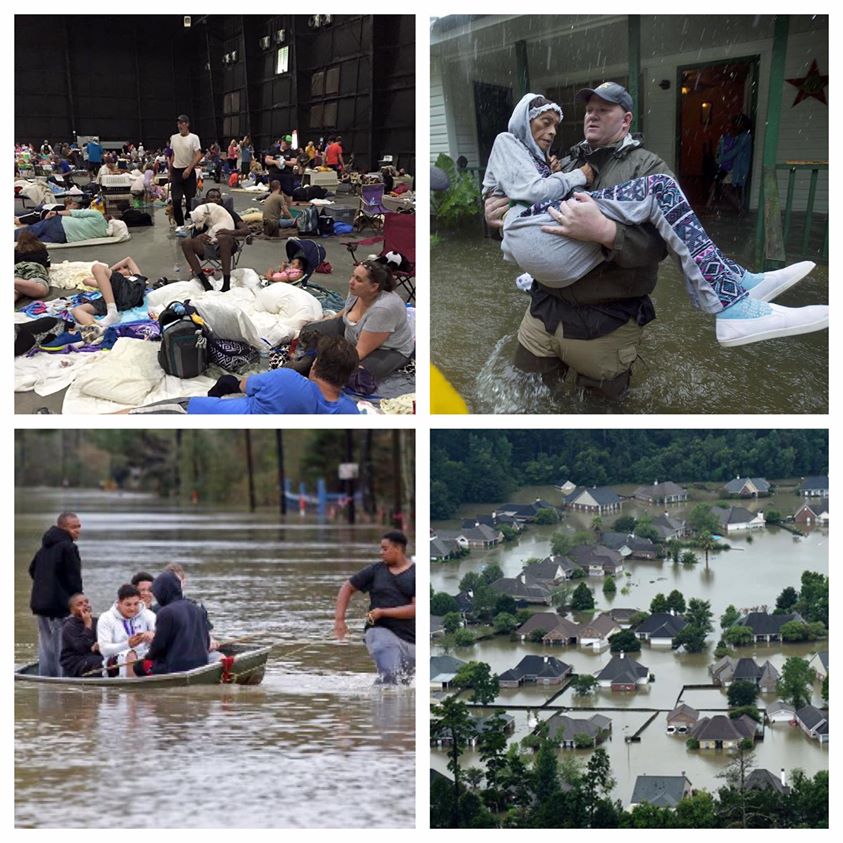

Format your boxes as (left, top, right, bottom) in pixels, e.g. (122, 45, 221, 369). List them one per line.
(259, 338, 272, 369)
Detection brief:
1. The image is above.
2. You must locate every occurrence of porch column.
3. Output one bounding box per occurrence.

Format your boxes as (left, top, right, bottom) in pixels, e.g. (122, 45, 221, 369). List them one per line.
(515, 40, 530, 98)
(627, 14, 641, 132)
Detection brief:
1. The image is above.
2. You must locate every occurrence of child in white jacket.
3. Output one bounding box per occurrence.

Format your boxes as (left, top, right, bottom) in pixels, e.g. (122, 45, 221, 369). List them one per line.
(97, 583, 157, 677)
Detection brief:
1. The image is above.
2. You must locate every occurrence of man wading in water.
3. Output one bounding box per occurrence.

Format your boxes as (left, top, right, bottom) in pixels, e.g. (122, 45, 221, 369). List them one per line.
(334, 531, 416, 684)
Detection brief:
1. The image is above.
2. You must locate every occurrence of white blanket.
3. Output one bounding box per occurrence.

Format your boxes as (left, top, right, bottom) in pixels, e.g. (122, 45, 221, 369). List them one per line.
(48, 260, 104, 290)
(63, 338, 217, 414)
(15, 351, 102, 396)
(147, 270, 322, 348)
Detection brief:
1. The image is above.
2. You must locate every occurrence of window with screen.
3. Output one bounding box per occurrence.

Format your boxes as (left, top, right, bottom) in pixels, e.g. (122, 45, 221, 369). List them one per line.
(276, 46, 289, 75)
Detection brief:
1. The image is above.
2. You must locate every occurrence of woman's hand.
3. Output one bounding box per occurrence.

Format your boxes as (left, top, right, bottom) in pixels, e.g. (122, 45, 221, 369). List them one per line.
(549, 155, 561, 173)
(484, 195, 509, 231)
(580, 162, 594, 186)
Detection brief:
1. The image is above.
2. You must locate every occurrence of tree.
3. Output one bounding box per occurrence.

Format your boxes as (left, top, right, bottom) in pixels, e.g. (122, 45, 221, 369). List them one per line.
(602, 576, 617, 596)
(724, 625, 754, 647)
(431, 695, 475, 827)
(777, 656, 816, 710)
(608, 629, 641, 653)
(650, 593, 669, 614)
(500, 524, 518, 542)
(571, 582, 594, 611)
(717, 739, 758, 828)
(550, 530, 574, 556)
(628, 611, 650, 628)
(796, 570, 829, 626)
(574, 733, 596, 749)
(493, 612, 519, 635)
(571, 675, 599, 695)
(720, 604, 741, 630)
(666, 589, 686, 614)
(698, 531, 717, 572)
(672, 625, 708, 653)
(550, 584, 572, 609)
(666, 538, 682, 564)
(613, 515, 636, 533)
(674, 792, 718, 828)
(494, 594, 518, 617)
(764, 509, 782, 525)
(583, 748, 615, 827)
(635, 523, 662, 543)
(727, 680, 759, 708)
(685, 598, 713, 633)
(443, 612, 462, 634)
(775, 585, 799, 613)
(822, 673, 828, 705)
(689, 503, 720, 535)
(458, 571, 483, 594)
(453, 628, 476, 647)
(481, 563, 504, 585)
(432, 592, 460, 616)
(680, 550, 699, 566)
(535, 508, 560, 525)
(453, 661, 499, 704)
(590, 515, 603, 533)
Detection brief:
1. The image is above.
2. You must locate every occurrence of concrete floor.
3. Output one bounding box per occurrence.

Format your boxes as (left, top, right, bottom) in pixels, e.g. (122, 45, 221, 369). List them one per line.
(15, 187, 407, 414)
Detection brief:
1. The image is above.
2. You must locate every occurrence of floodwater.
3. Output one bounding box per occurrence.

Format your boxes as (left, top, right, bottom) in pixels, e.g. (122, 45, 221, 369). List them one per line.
(431, 484, 828, 803)
(431, 222, 828, 414)
(16, 488, 415, 828)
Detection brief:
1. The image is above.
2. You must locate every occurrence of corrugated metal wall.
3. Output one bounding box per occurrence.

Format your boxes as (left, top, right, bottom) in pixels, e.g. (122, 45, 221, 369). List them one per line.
(15, 14, 415, 172)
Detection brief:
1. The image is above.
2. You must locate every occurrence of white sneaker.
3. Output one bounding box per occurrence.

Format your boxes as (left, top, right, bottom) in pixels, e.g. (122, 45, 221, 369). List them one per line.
(174, 225, 189, 238)
(746, 261, 816, 302)
(716, 299, 829, 347)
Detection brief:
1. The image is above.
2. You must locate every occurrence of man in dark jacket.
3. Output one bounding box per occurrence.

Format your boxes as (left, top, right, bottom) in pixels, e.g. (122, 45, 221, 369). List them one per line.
(29, 512, 83, 676)
(60, 593, 103, 678)
(135, 570, 210, 675)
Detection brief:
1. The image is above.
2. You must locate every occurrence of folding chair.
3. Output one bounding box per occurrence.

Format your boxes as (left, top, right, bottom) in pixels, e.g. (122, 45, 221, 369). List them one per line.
(353, 183, 389, 232)
(189, 195, 252, 273)
(342, 211, 415, 302)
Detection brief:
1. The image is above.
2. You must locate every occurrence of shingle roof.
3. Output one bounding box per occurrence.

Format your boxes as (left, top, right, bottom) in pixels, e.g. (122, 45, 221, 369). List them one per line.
(667, 703, 699, 723)
(690, 714, 756, 742)
(799, 475, 829, 492)
(796, 705, 828, 734)
(739, 612, 802, 635)
(430, 655, 467, 682)
(634, 612, 688, 638)
(744, 769, 789, 795)
(490, 577, 550, 602)
(634, 481, 687, 500)
(724, 477, 770, 493)
(596, 654, 649, 682)
(545, 713, 612, 742)
(630, 775, 691, 808)
(515, 612, 567, 638)
(564, 486, 621, 506)
(501, 655, 570, 681)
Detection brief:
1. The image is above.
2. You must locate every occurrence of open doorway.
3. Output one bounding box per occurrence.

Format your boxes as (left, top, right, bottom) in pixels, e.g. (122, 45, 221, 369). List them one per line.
(676, 58, 759, 208)
(473, 81, 513, 166)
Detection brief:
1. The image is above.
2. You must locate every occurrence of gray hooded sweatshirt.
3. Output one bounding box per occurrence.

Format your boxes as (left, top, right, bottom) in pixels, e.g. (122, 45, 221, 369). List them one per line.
(482, 92, 587, 211)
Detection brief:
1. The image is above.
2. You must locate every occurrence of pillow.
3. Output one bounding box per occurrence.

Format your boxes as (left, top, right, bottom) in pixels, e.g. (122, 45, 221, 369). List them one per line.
(72, 338, 163, 405)
(255, 282, 323, 321)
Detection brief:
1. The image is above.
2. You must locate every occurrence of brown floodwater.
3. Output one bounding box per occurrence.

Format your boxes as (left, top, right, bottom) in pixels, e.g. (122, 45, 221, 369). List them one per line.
(431, 484, 828, 803)
(431, 228, 828, 414)
(16, 488, 415, 828)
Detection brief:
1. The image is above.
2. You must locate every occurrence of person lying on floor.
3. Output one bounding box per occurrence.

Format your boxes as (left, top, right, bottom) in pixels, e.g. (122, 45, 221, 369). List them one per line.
(14, 197, 107, 244)
(180, 187, 249, 292)
(69, 257, 148, 328)
(15, 230, 51, 302)
(124, 336, 361, 415)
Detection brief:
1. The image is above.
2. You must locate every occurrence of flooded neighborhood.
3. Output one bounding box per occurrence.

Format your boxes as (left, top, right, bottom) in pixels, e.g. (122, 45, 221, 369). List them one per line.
(429, 430, 828, 828)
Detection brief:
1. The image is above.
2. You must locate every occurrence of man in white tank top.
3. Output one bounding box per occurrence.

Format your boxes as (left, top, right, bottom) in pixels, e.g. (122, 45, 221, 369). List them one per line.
(168, 113, 202, 230)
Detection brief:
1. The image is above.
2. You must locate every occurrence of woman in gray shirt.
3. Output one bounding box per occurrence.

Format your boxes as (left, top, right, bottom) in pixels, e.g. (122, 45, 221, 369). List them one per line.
(290, 261, 414, 383)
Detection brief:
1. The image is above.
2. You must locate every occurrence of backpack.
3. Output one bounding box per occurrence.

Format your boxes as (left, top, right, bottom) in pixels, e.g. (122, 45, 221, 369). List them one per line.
(157, 300, 209, 378)
(296, 205, 320, 235)
(318, 212, 335, 236)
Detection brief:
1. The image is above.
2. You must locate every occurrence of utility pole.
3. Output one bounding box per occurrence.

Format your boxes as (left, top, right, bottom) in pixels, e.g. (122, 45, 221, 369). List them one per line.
(276, 430, 287, 516)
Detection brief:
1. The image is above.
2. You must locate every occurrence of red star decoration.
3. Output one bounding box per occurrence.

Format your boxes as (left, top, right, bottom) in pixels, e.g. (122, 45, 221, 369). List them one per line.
(786, 59, 828, 106)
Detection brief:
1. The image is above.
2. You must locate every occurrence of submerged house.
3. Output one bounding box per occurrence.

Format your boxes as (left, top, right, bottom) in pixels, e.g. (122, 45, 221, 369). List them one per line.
(794, 498, 829, 526)
(568, 544, 624, 577)
(710, 505, 766, 532)
(689, 714, 759, 749)
(563, 486, 622, 515)
(633, 481, 688, 505)
(578, 613, 621, 650)
(544, 712, 612, 748)
(798, 476, 829, 497)
(794, 705, 829, 744)
(629, 774, 693, 809)
(430, 655, 468, 690)
(666, 703, 699, 734)
(595, 653, 649, 691)
(490, 577, 552, 605)
(498, 655, 572, 688)
(738, 611, 805, 643)
(634, 612, 688, 648)
(724, 477, 771, 498)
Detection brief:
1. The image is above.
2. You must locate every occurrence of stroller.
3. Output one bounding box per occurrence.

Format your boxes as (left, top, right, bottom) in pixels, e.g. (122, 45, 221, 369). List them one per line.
(281, 238, 346, 312)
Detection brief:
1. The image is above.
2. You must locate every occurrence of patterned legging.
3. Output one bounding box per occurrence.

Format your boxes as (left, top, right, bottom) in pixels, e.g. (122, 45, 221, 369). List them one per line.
(527, 174, 749, 311)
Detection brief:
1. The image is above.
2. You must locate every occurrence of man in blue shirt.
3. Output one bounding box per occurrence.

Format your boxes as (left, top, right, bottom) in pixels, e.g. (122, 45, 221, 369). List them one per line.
(186, 335, 361, 414)
(86, 138, 103, 176)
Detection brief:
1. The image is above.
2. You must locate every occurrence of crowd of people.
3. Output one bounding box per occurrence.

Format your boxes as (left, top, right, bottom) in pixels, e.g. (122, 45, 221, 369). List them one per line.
(28, 512, 415, 685)
(29, 512, 217, 678)
(14, 114, 415, 414)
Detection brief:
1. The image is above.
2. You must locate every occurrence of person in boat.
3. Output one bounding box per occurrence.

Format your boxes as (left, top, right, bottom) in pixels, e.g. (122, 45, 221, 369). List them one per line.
(29, 512, 83, 677)
(334, 530, 415, 684)
(133, 570, 210, 676)
(152, 562, 220, 653)
(97, 583, 157, 677)
(131, 571, 155, 609)
(60, 593, 103, 678)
